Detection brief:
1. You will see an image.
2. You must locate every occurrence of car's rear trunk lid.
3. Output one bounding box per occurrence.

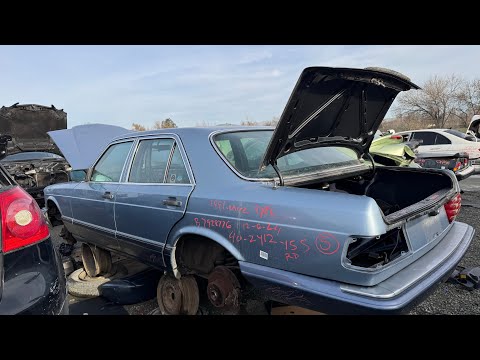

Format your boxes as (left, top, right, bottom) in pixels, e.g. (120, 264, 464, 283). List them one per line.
(260, 66, 420, 171)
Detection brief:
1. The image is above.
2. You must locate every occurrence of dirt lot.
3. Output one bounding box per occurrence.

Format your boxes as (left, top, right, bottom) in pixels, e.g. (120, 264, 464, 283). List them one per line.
(55, 175, 480, 315)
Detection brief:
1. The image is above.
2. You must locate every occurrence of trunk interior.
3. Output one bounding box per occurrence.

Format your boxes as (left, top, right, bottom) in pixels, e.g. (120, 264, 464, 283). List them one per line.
(300, 167, 454, 217)
(298, 167, 456, 269)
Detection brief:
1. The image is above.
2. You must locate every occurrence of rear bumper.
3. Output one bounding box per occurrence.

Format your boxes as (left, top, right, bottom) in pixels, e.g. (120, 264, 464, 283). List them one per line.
(455, 165, 475, 180)
(240, 221, 474, 315)
(0, 238, 68, 315)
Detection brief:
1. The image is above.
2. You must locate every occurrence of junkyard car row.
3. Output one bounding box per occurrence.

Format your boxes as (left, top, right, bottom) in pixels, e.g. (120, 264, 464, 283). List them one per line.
(0, 66, 478, 314)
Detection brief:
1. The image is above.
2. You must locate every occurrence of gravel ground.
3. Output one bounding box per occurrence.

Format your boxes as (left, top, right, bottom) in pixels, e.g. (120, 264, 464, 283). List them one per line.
(52, 175, 480, 315)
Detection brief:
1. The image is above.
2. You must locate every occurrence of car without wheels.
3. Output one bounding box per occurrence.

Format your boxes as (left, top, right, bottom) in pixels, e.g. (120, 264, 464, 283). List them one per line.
(44, 66, 474, 315)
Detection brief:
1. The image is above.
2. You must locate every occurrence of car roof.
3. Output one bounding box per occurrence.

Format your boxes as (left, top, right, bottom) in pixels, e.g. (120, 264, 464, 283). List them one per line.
(397, 129, 448, 133)
(111, 126, 275, 142)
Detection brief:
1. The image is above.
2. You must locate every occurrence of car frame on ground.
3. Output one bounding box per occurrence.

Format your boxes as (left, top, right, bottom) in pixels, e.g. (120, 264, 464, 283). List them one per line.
(395, 128, 480, 174)
(0, 163, 67, 314)
(44, 66, 474, 315)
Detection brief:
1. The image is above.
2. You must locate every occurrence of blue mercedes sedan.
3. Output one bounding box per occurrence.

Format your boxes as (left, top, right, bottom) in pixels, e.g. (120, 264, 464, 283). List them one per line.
(44, 67, 474, 314)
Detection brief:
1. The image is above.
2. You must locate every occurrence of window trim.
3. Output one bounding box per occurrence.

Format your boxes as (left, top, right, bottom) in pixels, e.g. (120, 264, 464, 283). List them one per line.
(434, 133, 451, 145)
(123, 134, 194, 186)
(209, 129, 277, 182)
(88, 139, 136, 183)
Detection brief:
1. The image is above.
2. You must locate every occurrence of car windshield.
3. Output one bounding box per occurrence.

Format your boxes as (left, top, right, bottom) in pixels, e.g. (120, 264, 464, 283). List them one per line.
(214, 130, 361, 179)
(1, 151, 64, 161)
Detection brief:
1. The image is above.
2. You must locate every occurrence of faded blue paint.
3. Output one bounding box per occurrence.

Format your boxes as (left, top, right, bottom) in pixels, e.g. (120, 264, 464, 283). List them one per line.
(44, 126, 475, 312)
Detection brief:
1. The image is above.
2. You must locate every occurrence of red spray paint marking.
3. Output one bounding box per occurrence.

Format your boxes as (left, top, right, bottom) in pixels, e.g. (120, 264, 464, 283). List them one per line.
(315, 232, 340, 255)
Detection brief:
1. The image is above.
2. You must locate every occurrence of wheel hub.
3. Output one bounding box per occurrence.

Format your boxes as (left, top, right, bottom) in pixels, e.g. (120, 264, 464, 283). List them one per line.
(207, 266, 241, 313)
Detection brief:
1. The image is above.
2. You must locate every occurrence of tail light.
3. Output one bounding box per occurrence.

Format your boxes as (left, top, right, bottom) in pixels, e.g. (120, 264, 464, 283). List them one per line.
(444, 193, 462, 223)
(390, 135, 403, 140)
(453, 161, 463, 172)
(0, 186, 49, 253)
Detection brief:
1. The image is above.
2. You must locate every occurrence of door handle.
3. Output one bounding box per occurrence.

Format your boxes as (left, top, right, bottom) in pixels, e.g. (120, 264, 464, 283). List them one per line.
(163, 197, 182, 207)
(102, 191, 114, 200)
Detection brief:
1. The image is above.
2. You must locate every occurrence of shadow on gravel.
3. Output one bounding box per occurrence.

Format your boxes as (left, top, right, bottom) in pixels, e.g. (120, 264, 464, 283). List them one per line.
(68, 296, 129, 315)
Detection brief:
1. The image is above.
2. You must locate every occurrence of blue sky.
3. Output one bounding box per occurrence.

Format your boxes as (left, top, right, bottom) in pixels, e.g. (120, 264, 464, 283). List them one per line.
(1, 45, 479, 129)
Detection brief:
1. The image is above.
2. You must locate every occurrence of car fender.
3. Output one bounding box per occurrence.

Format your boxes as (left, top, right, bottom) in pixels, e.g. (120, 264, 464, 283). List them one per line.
(166, 224, 245, 278)
(44, 195, 72, 224)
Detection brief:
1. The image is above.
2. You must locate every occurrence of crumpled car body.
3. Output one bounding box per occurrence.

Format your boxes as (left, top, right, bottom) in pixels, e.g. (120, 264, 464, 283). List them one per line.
(44, 67, 474, 315)
(0, 104, 70, 206)
(369, 133, 418, 167)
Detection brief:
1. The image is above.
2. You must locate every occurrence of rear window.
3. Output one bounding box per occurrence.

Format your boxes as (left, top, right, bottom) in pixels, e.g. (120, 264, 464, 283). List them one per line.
(444, 129, 475, 141)
(214, 130, 361, 179)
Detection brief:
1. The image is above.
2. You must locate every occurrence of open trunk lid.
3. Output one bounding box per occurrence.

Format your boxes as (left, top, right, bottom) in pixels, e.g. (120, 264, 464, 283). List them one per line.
(260, 67, 419, 171)
(467, 115, 480, 139)
(0, 104, 67, 159)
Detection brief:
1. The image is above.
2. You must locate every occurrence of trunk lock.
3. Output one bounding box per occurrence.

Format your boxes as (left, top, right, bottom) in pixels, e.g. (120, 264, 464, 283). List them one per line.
(428, 209, 440, 217)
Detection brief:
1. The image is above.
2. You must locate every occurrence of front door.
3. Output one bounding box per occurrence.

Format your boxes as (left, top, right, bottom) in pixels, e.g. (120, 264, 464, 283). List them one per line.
(69, 140, 134, 252)
(114, 136, 194, 268)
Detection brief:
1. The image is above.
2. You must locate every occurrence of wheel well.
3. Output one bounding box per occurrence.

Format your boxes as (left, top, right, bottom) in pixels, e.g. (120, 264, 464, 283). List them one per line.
(47, 200, 63, 226)
(174, 235, 238, 278)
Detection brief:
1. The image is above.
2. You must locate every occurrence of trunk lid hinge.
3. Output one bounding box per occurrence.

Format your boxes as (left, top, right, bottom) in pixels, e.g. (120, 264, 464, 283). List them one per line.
(271, 161, 284, 188)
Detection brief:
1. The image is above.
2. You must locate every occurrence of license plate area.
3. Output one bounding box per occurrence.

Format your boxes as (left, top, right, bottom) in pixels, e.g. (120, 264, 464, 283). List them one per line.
(404, 206, 450, 251)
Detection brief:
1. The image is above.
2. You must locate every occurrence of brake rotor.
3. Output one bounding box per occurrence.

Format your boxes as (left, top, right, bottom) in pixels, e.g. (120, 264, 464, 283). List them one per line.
(157, 274, 199, 315)
(207, 266, 241, 313)
(157, 275, 183, 315)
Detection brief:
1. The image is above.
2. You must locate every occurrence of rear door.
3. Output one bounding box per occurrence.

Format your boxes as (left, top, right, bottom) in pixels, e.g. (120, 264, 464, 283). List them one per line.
(69, 140, 134, 252)
(412, 131, 457, 151)
(114, 135, 194, 268)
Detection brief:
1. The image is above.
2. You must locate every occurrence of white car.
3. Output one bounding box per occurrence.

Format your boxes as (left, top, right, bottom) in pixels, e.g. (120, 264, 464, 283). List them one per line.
(396, 129, 480, 173)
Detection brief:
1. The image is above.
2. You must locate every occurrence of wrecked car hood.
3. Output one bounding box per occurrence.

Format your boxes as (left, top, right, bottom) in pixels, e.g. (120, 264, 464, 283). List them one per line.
(370, 135, 416, 158)
(48, 124, 132, 170)
(260, 67, 419, 170)
(0, 103, 67, 158)
(467, 115, 480, 138)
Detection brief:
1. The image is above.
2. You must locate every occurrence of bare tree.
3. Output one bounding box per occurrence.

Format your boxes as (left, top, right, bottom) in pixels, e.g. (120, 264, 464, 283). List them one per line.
(152, 118, 178, 129)
(454, 79, 480, 128)
(241, 116, 280, 127)
(263, 116, 279, 126)
(131, 123, 147, 131)
(241, 120, 258, 126)
(397, 75, 464, 128)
